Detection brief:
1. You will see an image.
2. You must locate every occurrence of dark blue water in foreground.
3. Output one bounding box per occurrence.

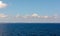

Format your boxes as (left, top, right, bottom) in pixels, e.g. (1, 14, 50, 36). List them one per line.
(0, 23, 60, 36)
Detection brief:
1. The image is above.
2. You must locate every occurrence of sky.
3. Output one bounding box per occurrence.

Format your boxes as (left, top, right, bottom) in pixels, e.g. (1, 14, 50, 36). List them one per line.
(0, 0, 60, 23)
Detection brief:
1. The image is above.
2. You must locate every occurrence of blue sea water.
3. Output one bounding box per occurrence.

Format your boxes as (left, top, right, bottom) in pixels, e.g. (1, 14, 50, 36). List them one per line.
(0, 23, 60, 36)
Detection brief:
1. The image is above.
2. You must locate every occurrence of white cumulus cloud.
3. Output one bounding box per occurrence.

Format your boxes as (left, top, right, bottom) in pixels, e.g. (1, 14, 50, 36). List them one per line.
(32, 13, 38, 17)
(0, 14, 8, 18)
(0, 1, 7, 8)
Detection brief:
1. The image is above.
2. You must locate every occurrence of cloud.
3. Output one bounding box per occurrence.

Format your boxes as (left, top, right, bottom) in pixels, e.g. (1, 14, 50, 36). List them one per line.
(32, 13, 38, 17)
(43, 16, 48, 18)
(0, 13, 57, 23)
(16, 13, 39, 18)
(0, 1, 7, 8)
(0, 14, 8, 18)
(0, 13, 59, 23)
(16, 14, 20, 18)
(15, 13, 49, 18)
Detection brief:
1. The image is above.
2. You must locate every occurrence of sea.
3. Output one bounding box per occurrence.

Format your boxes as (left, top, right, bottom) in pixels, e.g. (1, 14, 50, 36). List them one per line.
(0, 23, 60, 36)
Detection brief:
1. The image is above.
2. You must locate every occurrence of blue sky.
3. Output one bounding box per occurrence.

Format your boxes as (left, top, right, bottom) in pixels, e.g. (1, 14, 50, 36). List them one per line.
(0, 0, 60, 22)
(0, 0, 60, 16)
